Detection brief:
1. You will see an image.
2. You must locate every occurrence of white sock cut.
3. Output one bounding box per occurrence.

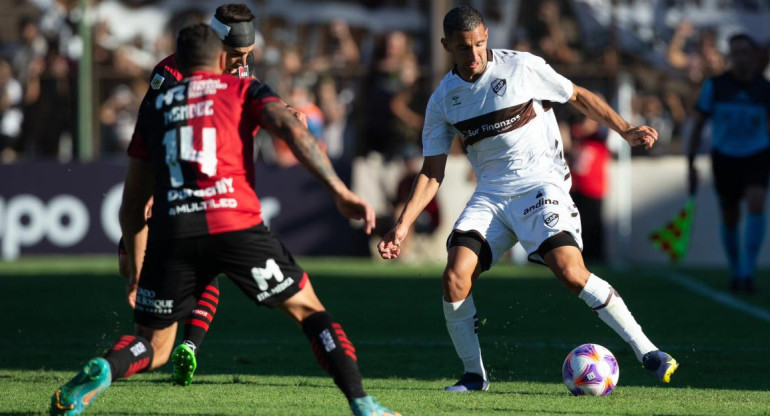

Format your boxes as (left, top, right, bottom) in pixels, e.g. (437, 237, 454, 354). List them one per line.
(443, 294, 487, 379)
(578, 274, 657, 362)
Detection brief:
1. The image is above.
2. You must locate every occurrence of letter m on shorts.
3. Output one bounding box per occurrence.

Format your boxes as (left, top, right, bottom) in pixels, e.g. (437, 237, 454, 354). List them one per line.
(251, 259, 284, 291)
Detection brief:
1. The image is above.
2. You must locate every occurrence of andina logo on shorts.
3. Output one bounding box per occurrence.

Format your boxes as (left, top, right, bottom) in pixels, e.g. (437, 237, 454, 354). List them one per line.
(523, 196, 559, 215)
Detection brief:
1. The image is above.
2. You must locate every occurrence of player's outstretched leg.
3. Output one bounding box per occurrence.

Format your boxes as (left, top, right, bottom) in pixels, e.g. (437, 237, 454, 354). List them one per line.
(173, 281, 220, 386)
(578, 273, 679, 383)
(443, 295, 489, 392)
(50, 358, 112, 416)
(51, 335, 154, 415)
(301, 311, 400, 416)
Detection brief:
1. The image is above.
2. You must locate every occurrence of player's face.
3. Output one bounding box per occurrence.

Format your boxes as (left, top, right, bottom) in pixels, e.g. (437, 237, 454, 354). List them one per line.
(442, 24, 489, 82)
(223, 44, 255, 75)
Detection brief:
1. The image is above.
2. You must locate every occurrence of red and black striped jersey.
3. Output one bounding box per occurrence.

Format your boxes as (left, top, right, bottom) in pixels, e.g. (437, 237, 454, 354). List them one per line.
(128, 71, 280, 238)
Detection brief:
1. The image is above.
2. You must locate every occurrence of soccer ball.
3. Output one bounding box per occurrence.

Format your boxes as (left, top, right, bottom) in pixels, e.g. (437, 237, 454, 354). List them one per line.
(562, 343, 619, 396)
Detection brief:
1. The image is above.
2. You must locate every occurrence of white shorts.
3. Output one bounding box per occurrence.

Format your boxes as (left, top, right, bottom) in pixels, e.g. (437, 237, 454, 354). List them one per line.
(451, 183, 583, 268)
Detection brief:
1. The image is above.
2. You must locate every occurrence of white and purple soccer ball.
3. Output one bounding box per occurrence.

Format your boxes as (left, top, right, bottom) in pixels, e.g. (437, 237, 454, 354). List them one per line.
(562, 343, 619, 396)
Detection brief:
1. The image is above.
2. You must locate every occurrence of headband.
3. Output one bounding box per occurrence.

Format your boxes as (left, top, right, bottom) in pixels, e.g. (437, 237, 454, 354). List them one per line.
(210, 16, 255, 48)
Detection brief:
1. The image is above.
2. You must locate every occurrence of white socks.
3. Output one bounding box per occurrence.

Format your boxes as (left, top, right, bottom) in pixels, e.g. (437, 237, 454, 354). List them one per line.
(578, 274, 657, 362)
(443, 295, 487, 379)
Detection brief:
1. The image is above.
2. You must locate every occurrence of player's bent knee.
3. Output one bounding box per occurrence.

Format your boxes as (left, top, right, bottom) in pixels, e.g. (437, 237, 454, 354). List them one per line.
(135, 323, 176, 369)
(280, 281, 326, 324)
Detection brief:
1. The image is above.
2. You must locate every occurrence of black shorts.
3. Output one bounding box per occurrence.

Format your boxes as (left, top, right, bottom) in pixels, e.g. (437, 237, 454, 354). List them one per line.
(711, 149, 770, 205)
(134, 223, 308, 329)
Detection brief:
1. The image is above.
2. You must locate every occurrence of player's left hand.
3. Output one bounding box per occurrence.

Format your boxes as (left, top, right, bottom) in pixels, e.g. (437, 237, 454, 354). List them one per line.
(622, 125, 658, 150)
(333, 189, 376, 235)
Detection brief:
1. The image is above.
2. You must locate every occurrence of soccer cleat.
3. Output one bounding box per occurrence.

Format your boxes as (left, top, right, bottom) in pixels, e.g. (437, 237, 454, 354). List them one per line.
(50, 358, 112, 415)
(444, 372, 489, 392)
(349, 396, 401, 416)
(643, 350, 679, 383)
(171, 343, 197, 386)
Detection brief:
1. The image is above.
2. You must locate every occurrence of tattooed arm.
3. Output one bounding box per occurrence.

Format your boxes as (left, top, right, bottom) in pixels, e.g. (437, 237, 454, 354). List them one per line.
(258, 100, 375, 233)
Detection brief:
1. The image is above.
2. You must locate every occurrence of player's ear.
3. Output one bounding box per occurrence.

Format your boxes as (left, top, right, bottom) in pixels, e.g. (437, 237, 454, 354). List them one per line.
(441, 37, 449, 52)
(216, 50, 227, 74)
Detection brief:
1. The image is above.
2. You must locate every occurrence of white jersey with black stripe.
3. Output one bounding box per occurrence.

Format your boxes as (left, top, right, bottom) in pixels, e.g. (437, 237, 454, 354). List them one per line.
(422, 49, 573, 196)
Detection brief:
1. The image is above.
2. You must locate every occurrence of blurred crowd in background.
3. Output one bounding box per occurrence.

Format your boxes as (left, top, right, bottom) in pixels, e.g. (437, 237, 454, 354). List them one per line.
(1, 0, 769, 260)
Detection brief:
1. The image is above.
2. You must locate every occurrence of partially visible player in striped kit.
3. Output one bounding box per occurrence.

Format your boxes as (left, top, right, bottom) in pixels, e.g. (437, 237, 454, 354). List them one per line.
(52, 24, 398, 416)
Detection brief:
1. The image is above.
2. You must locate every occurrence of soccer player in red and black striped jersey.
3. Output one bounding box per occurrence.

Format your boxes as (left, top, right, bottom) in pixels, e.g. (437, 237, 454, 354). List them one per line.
(51, 24, 399, 416)
(117, 4, 308, 387)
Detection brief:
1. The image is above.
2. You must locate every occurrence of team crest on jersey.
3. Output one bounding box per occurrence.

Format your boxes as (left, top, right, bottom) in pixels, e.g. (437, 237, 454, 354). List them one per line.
(491, 78, 507, 96)
(544, 212, 559, 227)
(150, 74, 165, 90)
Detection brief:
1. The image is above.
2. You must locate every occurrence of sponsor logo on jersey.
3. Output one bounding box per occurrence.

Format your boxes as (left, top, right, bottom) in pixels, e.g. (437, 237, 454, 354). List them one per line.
(454, 100, 536, 147)
(451, 95, 461, 106)
(491, 78, 507, 96)
(544, 212, 560, 227)
(151, 74, 165, 90)
(523, 195, 559, 215)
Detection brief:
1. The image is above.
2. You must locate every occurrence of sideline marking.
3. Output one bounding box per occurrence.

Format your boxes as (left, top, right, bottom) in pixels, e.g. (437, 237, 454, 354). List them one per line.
(668, 272, 770, 324)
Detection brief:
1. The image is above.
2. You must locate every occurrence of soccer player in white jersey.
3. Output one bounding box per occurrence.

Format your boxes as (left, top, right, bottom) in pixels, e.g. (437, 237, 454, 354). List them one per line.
(378, 5, 678, 392)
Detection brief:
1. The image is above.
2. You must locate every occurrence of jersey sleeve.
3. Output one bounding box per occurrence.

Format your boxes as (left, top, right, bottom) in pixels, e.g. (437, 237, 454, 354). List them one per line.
(525, 54, 574, 104)
(695, 78, 715, 116)
(422, 92, 454, 156)
(245, 79, 281, 117)
(127, 106, 150, 160)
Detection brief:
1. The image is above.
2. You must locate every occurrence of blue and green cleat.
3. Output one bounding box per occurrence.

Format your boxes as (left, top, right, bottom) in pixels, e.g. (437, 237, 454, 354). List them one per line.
(50, 358, 112, 416)
(643, 350, 679, 383)
(171, 343, 197, 386)
(349, 395, 401, 416)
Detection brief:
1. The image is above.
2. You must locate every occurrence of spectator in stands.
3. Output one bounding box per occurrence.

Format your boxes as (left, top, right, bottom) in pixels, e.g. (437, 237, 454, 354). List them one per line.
(0, 60, 24, 163)
(99, 84, 140, 156)
(354, 31, 418, 225)
(309, 20, 361, 72)
(568, 112, 610, 261)
(2, 15, 48, 85)
(526, 0, 579, 64)
(316, 75, 353, 160)
(19, 43, 73, 160)
(667, 21, 725, 86)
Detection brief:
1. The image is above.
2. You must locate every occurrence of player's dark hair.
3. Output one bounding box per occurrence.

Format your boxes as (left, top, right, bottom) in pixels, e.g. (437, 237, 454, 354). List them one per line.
(443, 5, 484, 37)
(215, 4, 255, 24)
(176, 24, 223, 73)
(729, 33, 758, 51)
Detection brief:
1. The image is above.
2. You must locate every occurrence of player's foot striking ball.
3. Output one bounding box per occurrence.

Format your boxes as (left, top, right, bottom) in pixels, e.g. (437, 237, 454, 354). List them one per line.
(50, 358, 112, 416)
(643, 350, 679, 383)
(171, 343, 197, 386)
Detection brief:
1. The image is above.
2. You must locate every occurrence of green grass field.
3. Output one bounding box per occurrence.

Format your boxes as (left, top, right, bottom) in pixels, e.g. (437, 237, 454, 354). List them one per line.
(2, 256, 769, 415)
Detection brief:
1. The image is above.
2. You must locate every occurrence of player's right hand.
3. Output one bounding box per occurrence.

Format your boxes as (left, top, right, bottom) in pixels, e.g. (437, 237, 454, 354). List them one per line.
(333, 188, 376, 235)
(378, 225, 408, 260)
